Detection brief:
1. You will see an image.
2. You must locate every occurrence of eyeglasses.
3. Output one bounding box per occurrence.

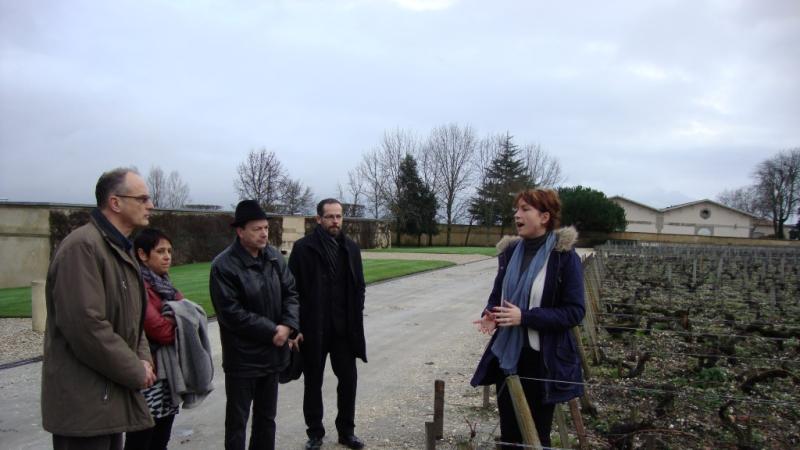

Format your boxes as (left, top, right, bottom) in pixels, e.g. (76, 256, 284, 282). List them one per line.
(115, 194, 151, 204)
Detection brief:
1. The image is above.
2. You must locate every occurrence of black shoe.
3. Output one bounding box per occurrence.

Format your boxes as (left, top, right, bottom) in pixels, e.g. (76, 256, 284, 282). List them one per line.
(338, 434, 365, 449)
(305, 437, 323, 450)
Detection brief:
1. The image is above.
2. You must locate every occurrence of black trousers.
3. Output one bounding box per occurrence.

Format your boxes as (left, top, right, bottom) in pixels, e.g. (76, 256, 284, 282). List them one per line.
(124, 414, 176, 450)
(303, 335, 357, 439)
(224, 373, 279, 450)
(53, 433, 122, 450)
(495, 347, 556, 449)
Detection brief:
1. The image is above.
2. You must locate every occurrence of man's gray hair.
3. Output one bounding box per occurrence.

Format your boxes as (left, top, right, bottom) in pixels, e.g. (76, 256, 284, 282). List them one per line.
(95, 167, 138, 208)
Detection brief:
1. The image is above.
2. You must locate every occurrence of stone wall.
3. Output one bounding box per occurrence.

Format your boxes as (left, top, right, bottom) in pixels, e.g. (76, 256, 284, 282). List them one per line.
(0, 204, 51, 288)
(0, 202, 391, 289)
(397, 223, 510, 248)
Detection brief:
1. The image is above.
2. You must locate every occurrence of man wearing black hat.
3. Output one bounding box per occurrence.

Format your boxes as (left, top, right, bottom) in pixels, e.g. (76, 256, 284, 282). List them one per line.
(210, 200, 300, 450)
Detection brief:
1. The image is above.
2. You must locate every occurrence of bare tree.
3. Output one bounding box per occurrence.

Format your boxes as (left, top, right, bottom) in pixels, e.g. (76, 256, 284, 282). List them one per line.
(424, 123, 477, 245)
(147, 166, 190, 208)
(754, 148, 800, 238)
(280, 178, 314, 215)
(358, 149, 386, 219)
(353, 128, 418, 220)
(146, 166, 166, 207)
(716, 186, 764, 216)
(521, 143, 564, 187)
(162, 170, 190, 208)
(463, 133, 505, 245)
(234, 148, 286, 212)
(379, 127, 419, 217)
(336, 168, 366, 217)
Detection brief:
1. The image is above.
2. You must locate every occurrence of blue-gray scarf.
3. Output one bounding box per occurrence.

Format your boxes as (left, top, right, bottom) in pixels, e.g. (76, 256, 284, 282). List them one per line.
(491, 231, 557, 374)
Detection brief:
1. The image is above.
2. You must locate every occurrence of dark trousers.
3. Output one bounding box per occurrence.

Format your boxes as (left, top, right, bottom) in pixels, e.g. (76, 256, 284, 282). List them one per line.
(495, 347, 556, 449)
(224, 373, 279, 450)
(53, 433, 122, 450)
(124, 414, 176, 450)
(303, 335, 357, 439)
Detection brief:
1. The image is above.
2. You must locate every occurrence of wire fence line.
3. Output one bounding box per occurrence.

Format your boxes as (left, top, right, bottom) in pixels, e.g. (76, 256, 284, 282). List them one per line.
(584, 324, 798, 342)
(596, 311, 800, 330)
(582, 344, 800, 365)
(510, 376, 799, 408)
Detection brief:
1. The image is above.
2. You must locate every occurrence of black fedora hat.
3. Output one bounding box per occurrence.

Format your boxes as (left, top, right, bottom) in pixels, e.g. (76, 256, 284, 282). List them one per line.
(231, 200, 268, 227)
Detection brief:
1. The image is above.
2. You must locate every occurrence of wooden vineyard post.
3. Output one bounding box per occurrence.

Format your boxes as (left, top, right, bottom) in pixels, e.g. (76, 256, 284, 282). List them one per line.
(666, 263, 673, 307)
(433, 379, 444, 440)
(425, 421, 436, 450)
(572, 326, 591, 378)
(568, 398, 588, 450)
(505, 375, 540, 447)
(554, 404, 569, 448)
(581, 260, 601, 364)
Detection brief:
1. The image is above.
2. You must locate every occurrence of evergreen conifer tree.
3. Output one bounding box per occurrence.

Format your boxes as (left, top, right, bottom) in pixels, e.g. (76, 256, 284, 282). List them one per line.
(395, 154, 439, 245)
(469, 133, 531, 235)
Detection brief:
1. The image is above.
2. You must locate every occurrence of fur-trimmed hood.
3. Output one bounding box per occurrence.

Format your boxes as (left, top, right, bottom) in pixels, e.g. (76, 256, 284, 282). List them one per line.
(495, 226, 578, 255)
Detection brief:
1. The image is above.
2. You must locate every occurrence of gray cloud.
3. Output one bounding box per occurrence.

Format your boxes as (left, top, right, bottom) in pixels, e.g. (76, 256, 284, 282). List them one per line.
(1, 0, 797, 210)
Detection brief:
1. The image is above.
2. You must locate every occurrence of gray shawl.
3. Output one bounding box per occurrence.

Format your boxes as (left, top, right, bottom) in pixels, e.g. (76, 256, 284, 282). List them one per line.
(156, 299, 214, 409)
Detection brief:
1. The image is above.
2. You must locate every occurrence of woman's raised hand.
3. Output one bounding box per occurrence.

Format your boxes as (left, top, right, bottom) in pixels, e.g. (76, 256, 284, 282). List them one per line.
(472, 309, 497, 334)
(492, 300, 522, 327)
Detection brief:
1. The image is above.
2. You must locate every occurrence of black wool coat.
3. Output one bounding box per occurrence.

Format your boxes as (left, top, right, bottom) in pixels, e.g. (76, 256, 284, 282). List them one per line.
(288, 230, 367, 362)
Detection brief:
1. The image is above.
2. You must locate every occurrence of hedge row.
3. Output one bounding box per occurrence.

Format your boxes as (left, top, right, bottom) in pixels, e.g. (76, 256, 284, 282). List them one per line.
(49, 210, 284, 265)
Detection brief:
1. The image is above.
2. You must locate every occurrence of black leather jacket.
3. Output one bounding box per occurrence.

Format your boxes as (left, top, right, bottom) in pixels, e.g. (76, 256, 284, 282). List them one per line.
(210, 239, 300, 377)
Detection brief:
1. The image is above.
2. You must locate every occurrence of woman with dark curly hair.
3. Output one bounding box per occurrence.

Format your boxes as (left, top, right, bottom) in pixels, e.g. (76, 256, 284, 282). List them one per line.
(471, 188, 586, 448)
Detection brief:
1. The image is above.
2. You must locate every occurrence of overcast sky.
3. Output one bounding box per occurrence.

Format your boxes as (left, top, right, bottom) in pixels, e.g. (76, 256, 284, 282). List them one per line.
(1, 0, 798, 212)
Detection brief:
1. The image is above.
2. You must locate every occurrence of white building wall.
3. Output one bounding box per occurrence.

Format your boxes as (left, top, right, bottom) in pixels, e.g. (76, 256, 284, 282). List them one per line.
(612, 198, 659, 233)
(662, 202, 751, 238)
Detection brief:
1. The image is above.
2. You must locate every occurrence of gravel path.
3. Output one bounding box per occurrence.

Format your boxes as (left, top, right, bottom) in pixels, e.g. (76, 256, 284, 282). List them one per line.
(361, 252, 491, 265)
(0, 319, 43, 366)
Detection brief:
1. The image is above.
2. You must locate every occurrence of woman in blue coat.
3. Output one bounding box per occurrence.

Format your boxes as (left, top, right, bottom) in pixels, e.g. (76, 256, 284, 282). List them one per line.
(471, 188, 585, 448)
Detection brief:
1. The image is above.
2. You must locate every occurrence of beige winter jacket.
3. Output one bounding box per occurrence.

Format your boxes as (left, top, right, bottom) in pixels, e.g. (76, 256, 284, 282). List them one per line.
(41, 213, 153, 436)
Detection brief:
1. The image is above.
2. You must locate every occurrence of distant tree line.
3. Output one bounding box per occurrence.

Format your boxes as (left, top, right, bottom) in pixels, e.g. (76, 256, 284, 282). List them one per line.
(231, 124, 625, 245)
(717, 148, 800, 239)
(340, 125, 570, 245)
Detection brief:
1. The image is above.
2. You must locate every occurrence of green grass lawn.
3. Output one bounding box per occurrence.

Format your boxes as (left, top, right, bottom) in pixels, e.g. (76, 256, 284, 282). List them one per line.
(0, 259, 455, 318)
(365, 246, 497, 256)
(0, 287, 32, 318)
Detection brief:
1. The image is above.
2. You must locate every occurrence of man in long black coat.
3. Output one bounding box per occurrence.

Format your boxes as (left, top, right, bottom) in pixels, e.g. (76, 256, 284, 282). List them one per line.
(288, 198, 367, 450)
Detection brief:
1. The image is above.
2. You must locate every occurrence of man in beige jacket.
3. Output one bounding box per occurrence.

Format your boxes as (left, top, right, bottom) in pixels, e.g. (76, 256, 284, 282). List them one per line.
(42, 168, 157, 450)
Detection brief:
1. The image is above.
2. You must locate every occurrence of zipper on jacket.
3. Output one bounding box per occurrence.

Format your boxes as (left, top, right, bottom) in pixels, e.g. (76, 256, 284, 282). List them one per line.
(102, 381, 109, 402)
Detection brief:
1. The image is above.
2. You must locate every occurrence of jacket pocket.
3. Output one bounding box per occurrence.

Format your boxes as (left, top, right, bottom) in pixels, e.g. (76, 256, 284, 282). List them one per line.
(551, 334, 580, 391)
(101, 380, 111, 403)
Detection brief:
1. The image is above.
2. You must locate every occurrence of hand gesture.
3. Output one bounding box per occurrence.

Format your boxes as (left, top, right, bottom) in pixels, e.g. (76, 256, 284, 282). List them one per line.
(472, 309, 497, 334)
(273, 324, 291, 347)
(288, 332, 304, 351)
(492, 300, 522, 327)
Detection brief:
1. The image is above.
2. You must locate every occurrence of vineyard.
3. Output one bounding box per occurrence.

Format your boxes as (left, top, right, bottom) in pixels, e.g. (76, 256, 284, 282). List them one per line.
(577, 242, 800, 449)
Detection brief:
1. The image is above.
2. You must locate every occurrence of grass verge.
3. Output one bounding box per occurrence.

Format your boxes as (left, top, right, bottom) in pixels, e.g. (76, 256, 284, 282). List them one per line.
(365, 246, 496, 256)
(0, 259, 455, 318)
